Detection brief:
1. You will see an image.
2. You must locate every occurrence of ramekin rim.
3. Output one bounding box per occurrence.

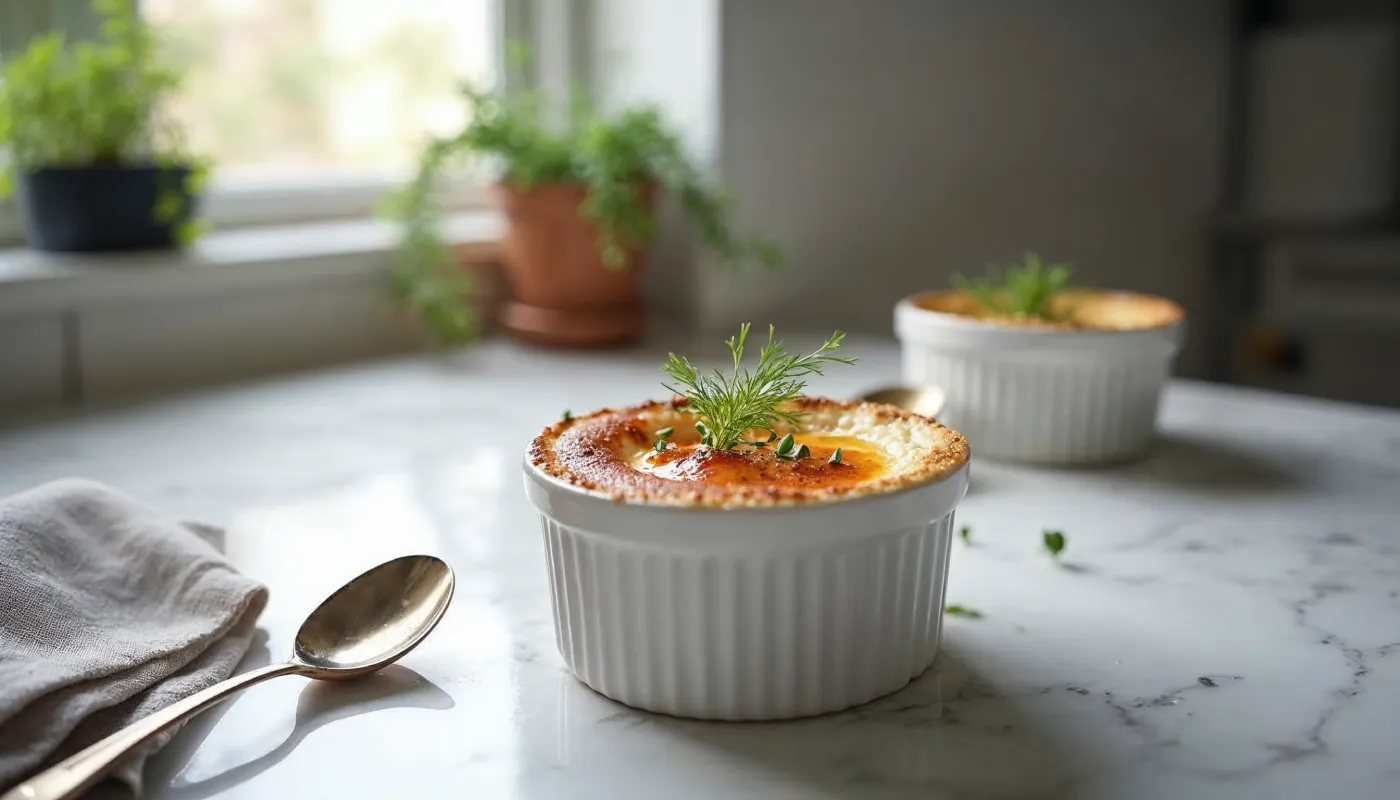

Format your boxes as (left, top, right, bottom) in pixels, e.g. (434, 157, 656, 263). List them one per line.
(895, 293, 1186, 337)
(522, 451, 971, 515)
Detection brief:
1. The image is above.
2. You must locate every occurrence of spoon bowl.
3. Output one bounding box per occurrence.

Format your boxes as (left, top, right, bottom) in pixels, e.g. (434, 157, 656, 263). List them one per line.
(294, 555, 455, 677)
(858, 385, 947, 420)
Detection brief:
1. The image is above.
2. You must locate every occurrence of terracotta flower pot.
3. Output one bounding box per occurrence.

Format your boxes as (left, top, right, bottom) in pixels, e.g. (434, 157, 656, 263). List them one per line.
(493, 182, 658, 348)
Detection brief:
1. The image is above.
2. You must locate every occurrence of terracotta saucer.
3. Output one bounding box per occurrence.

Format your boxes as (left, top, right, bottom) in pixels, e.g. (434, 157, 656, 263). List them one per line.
(499, 301, 645, 348)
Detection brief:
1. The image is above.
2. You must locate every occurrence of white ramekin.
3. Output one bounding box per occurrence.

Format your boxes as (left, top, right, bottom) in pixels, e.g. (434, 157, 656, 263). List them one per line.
(895, 295, 1185, 464)
(522, 458, 969, 721)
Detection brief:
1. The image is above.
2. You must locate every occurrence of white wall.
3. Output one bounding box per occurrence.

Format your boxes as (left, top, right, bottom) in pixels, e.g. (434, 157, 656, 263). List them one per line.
(708, 0, 1228, 376)
(590, 0, 719, 162)
(590, 0, 719, 327)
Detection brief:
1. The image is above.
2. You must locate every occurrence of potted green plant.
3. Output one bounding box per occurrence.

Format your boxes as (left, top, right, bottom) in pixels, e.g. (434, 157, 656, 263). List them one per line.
(387, 78, 781, 347)
(0, 0, 209, 251)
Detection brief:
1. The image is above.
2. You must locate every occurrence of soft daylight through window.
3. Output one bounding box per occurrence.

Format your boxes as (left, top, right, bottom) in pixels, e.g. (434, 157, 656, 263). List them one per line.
(143, 0, 495, 186)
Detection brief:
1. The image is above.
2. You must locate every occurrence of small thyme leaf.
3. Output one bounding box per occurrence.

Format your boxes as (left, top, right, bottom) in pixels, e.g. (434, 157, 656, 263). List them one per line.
(659, 324, 856, 451)
(766, 430, 777, 443)
(562, 410, 572, 421)
(959, 525, 971, 543)
(1043, 530, 1066, 558)
(795, 444, 811, 460)
(656, 426, 675, 439)
(944, 604, 984, 618)
(695, 420, 713, 447)
(828, 447, 843, 465)
(654, 439, 666, 453)
(775, 433, 796, 457)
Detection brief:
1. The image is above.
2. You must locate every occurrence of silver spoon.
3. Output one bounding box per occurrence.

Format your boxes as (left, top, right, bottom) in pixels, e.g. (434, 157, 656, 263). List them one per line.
(857, 385, 947, 420)
(4, 554, 455, 800)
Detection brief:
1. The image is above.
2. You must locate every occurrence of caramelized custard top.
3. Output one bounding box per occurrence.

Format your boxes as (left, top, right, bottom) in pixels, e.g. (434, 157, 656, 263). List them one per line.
(912, 289, 1184, 331)
(529, 397, 969, 508)
(633, 434, 886, 491)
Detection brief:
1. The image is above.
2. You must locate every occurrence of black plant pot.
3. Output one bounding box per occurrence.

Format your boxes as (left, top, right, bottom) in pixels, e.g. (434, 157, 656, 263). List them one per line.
(17, 164, 200, 252)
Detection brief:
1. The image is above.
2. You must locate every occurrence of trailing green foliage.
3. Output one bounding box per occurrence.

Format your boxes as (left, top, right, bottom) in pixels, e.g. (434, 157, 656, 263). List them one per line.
(0, 0, 210, 244)
(952, 252, 1074, 320)
(387, 75, 783, 345)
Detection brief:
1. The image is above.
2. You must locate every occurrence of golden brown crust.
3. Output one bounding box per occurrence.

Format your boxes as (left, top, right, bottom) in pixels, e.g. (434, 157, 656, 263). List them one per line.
(912, 289, 1184, 331)
(529, 397, 970, 507)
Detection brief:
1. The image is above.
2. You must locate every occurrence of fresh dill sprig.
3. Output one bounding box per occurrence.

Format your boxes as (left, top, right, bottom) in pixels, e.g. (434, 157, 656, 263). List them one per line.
(660, 324, 856, 451)
(951, 252, 1074, 320)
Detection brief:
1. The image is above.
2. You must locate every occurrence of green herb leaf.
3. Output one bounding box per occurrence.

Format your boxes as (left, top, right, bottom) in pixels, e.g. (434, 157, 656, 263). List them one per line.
(655, 426, 675, 439)
(562, 410, 572, 421)
(695, 420, 713, 447)
(654, 439, 666, 453)
(959, 525, 971, 543)
(828, 447, 843, 465)
(766, 430, 777, 442)
(1043, 530, 1066, 558)
(951, 252, 1074, 320)
(795, 444, 811, 460)
(774, 432, 796, 457)
(660, 325, 856, 451)
(944, 604, 984, 618)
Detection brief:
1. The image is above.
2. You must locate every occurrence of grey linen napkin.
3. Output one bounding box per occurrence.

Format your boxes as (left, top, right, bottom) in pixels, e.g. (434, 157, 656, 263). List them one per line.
(0, 479, 268, 794)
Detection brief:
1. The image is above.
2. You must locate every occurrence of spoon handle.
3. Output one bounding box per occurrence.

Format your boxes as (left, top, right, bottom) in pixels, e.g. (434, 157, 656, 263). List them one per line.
(4, 661, 305, 800)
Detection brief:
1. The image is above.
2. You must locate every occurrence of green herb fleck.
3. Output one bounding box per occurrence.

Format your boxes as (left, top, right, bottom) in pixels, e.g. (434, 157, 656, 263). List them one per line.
(654, 439, 667, 453)
(795, 444, 811, 460)
(944, 604, 984, 618)
(951, 252, 1074, 320)
(562, 410, 572, 421)
(660, 324, 856, 450)
(1043, 530, 1066, 558)
(774, 433, 796, 458)
(655, 426, 675, 439)
(828, 447, 843, 465)
(766, 430, 777, 443)
(959, 525, 971, 543)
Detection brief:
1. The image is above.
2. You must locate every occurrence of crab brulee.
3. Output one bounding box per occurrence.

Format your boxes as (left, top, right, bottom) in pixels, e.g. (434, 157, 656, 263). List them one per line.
(530, 396, 967, 507)
(524, 325, 971, 721)
(897, 253, 1185, 464)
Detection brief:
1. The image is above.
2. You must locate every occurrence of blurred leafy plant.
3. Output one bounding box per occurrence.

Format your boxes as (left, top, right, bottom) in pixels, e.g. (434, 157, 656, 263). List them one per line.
(386, 58, 783, 346)
(0, 0, 210, 243)
(952, 252, 1074, 321)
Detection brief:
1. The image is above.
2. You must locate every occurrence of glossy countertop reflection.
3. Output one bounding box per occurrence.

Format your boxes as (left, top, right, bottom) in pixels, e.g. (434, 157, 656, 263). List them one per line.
(2, 335, 1399, 800)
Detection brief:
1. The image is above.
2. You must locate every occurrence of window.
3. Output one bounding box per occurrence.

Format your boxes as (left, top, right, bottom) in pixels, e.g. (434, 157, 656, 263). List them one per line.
(0, 0, 593, 244)
(143, 0, 498, 225)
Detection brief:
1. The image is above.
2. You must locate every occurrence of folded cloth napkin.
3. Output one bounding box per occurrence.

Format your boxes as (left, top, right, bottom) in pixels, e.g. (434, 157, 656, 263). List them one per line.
(0, 479, 267, 794)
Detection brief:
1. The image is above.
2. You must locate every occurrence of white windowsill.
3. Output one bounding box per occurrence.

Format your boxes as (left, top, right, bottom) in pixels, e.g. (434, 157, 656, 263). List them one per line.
(0, 211, 504, 318)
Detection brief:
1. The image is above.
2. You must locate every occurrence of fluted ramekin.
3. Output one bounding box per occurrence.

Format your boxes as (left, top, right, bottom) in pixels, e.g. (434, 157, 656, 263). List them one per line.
(895, 293, 1184, 464)
(522, 457, 969, 720)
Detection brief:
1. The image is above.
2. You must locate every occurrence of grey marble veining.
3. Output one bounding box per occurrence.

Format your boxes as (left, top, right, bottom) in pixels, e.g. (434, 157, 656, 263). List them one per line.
(2, 335, 1399, 800)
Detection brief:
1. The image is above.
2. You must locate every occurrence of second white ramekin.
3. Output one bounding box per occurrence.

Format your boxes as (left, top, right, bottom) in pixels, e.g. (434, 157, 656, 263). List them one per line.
(522, 456, 970, 721)
(895, 295, 1184, 464)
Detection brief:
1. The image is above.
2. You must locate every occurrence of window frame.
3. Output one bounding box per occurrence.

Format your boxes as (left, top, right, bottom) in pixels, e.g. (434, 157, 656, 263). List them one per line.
(0, 0, 587, 246)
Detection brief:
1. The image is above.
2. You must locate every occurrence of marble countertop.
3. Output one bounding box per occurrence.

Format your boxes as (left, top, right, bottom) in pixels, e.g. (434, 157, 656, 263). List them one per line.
(2, 336, 1399, 800)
